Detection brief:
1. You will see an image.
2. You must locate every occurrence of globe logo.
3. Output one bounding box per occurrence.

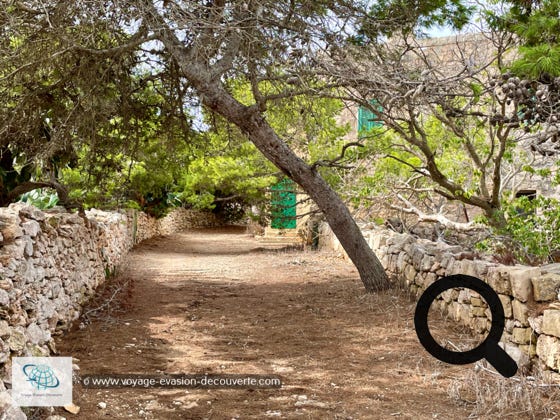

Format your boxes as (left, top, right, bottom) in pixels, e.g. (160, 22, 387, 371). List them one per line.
(22, 364, 60, 390)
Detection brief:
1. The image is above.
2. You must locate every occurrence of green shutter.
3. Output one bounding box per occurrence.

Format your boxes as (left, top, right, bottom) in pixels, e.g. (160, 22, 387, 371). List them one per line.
(270, 178, 297, 229)
(358, 100, 382, 133)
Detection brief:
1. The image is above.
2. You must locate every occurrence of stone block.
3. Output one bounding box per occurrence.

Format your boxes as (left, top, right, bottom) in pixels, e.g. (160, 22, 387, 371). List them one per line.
(498, 294, 512, 318)
(424, 272, 437, 288)
(21, 220, 41, 238)
(459, 259, 478, 277)
(458, 289, 470, 303)
(487, 267, 512, 294)
(542, 309, 560, 338)
(0, 321, 10, 339)
(532, 273, 560, 302)
(470, 317, 489, 333)
(528, 315, 543, 334)
(454, 303, 471, 324)
(511, 327, 534, 344)
(420, 255, 433, 272)
(537, 335, 560, 371)
(512, 299, 529, 326)
(404, 265, 416, 283)
(519, 343, 537, 358)
(510, 266, 541, 302)
(470, 296, 483, 307)
(0, 289, 9, 307)
(471, 306, 487, 317)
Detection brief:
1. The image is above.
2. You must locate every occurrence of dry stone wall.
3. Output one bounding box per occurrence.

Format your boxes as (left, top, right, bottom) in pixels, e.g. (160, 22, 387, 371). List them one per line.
(0, 204, 219, 381)
(320, 223, 560, 374)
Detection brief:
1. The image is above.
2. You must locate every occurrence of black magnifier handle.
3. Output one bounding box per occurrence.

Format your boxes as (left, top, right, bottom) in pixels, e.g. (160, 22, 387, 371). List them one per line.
(484, 342, 518, 378)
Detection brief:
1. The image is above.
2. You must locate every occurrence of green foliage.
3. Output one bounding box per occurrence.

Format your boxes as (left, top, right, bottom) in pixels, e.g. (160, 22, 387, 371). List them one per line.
(19, 189, 59, 210)
(348, 113, 517, 216)
(511, 45, 560, 79)
(477, 195, 560, 264)
(363, 0, 474, 37)
(178, 139, 277, 211)
(491, 0, 560, 78)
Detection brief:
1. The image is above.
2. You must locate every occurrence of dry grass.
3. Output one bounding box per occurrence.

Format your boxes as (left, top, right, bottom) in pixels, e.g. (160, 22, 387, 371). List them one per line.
(448, 365, 560, 419)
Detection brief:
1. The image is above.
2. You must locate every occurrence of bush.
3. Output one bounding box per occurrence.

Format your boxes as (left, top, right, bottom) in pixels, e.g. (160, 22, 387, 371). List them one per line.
(476, 195, 560, 265)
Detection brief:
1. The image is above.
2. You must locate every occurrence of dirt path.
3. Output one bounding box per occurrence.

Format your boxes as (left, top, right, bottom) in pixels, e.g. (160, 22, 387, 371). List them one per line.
(54, 227, 473, 419)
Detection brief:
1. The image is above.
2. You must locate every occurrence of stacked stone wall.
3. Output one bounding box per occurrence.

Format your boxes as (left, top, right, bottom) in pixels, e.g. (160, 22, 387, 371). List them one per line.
(0, 204, 218, 382)
(320, 223, 560, 373)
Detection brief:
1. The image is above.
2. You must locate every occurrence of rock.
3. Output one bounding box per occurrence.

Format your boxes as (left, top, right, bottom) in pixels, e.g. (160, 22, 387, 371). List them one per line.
(23, 237, 34, 257)
(528, 315, 543, 334)
(542, 309, 560, 338)
(423, 273, 437, 288)
(0, 224, 23, 242)
(403, 265, 416, 283)
(0, 289, 9, 306)
(498, 294, 512, 318)
(453, 303, 471, 324)
(487, 267, 512, 294)
(7, 331, 26, 352)
(470, 317, 489, 333)
(19, 205, 47, 221)
(0, 278, 13, 291)
(0, 390, 26, 420)
(21, 220, 41, 238)
(420, 255, 433, 272)
(470, 297, 483, 307)
(512, 300, 529, 326)
(458, 289, 470, 303)
(532, 273, 560, 302)
(26, 323, 47, 345)
(97, 402, 107, 409)
(537, 335, 560, 371)
(510, 267, 540, 302)
(46, 416, 67, 420)
(0, 321, 11, 338)
(471, 307, 486, 317)
(511, 327, 534, 344)
(64, 403, 81, 414)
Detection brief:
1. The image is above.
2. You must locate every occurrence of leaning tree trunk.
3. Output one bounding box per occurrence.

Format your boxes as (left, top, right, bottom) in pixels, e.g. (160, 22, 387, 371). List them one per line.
(141, 0, 390, 292)
(216, 90, 389, 291)
(161, 69, 389, 291)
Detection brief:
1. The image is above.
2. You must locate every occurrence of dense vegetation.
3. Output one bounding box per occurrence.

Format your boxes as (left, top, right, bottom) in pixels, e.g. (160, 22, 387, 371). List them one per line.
(1, 0, 560, 273)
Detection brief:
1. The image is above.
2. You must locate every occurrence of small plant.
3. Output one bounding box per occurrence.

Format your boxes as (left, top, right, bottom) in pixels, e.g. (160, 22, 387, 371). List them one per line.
(19, 188, 59, 209)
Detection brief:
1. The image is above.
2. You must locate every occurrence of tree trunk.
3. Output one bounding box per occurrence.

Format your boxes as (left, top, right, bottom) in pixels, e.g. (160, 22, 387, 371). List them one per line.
(227, 100, 389, 291)
(165, 70, 389, 291)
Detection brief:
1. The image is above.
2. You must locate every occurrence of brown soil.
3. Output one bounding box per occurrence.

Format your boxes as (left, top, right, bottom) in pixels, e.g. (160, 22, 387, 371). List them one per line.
(53, 227, 477, 419)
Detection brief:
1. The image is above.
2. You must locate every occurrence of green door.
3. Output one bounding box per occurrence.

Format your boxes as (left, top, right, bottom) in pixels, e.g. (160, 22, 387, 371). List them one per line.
(358, 99, 382, 134)
(270, 178, 297, 229)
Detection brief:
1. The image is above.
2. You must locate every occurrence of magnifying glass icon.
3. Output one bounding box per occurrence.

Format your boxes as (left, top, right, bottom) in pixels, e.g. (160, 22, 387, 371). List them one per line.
(414, 274, 518, 378)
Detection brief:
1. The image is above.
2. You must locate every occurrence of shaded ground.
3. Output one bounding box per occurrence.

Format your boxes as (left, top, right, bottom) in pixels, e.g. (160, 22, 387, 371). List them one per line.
(53, 227, 478, 419)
